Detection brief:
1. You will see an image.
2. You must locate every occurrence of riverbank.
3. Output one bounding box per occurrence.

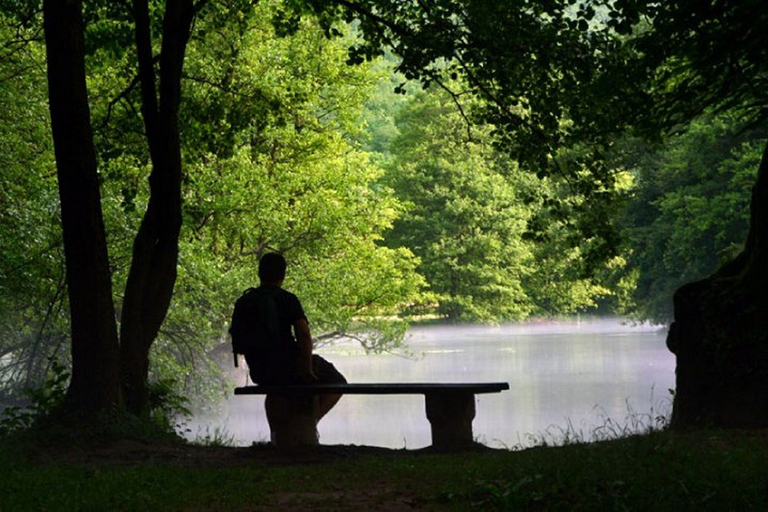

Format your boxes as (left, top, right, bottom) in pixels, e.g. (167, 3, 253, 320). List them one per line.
(3, 428, 767, 510)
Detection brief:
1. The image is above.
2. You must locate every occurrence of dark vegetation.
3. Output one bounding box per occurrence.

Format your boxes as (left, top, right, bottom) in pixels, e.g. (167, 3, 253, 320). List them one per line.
(3, 428, 768, 511)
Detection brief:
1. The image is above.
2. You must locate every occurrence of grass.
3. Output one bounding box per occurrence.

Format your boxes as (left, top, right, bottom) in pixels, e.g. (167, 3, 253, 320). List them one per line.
(2, 427, 768, 511)
(190, 425, 238, 447)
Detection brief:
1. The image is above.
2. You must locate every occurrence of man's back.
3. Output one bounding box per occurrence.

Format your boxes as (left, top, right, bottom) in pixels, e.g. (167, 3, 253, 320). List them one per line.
(232, 252, 345, 423)
(230, 285, 305, 384)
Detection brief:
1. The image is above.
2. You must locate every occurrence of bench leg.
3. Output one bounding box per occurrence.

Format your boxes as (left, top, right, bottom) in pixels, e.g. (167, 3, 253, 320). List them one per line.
(425, 391, 476, 449)
(264, 394, 319, 447)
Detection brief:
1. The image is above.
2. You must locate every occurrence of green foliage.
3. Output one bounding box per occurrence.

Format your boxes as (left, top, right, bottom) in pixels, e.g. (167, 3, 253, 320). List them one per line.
(127, 1, 427, 402)
(301, 0, 637, 253)
(0, 358, 190, 441)
(147, 378, 192, 427)
(0, 14, 67, 398)
(0, 359, 68, 436)
(0, 2, 427, 409)
(359, 55, 412, 155)
(382, 87, 615, 322)
(276, 1, 768, 330)
(616, 112, 762, 323)
(317, 2, 768, 323)
(192, 425, 236, 447)
(383, 88, 534, 321)
(612, 0, 768, 136)
(168, 2, 427, 360)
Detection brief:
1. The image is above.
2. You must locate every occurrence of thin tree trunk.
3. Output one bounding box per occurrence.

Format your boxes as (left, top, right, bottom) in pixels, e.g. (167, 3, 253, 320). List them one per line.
(120, 0, 194, 415)
(43, 0, 120, 414)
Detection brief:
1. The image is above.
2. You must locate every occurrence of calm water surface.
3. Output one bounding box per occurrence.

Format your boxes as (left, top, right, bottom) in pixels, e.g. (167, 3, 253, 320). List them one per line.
(193, 318, 674, 449)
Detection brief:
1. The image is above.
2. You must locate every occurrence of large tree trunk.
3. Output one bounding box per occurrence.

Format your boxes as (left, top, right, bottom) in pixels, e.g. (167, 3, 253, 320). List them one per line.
(667, 138, 768, 428)
(120, 0, 194, 415)
(43, 0, 121, 414)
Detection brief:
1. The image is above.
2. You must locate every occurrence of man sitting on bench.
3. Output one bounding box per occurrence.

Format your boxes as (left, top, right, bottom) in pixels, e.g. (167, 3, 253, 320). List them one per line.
(230, 252, 345, 422)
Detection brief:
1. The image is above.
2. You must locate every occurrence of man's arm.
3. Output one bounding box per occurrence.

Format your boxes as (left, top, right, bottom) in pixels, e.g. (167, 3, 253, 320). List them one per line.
(294, 318, 317, 383)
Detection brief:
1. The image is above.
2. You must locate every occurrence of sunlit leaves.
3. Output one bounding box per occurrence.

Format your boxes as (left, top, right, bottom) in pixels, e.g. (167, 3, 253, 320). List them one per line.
(166, 2, 427, 374)
(0, 2, 428, 404)
(382, 87, 612, 322)
(0, 18, 66, 395)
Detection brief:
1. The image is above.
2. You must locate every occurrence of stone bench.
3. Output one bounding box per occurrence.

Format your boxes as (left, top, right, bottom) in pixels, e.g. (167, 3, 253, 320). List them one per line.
(234, 382, 509, 449)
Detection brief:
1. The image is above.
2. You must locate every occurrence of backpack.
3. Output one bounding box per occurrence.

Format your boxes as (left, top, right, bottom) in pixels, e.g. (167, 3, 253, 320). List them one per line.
(229, 287, 281, 367)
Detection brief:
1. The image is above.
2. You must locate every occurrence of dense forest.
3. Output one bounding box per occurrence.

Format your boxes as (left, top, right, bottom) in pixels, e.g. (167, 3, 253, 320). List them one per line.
(0, 0, 766, 429)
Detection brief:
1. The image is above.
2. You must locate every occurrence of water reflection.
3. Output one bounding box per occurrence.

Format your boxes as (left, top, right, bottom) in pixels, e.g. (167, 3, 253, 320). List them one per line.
(192, 318, 674, 449)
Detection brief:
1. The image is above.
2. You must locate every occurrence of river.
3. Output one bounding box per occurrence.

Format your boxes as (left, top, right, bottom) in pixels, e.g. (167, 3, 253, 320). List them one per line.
(189, 317, 674, 449)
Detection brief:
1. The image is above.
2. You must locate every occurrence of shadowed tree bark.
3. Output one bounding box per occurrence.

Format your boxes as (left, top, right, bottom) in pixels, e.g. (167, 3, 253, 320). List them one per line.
(42, 0, 195, 417)
(42, 0, 121, 414)
(119, 0, 194, 416)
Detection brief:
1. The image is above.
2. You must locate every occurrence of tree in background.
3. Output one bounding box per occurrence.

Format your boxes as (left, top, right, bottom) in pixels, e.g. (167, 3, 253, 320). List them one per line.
(383, 88, 535, 322)
(382, 87, 613, 322)
(616, 112, 763, 325)
(169, 3, 425, 384)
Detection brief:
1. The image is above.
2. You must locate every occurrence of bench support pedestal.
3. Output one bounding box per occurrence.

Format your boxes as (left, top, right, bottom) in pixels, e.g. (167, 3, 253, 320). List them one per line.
(264, 394, 319, 447)
(425, 391, 476, 448)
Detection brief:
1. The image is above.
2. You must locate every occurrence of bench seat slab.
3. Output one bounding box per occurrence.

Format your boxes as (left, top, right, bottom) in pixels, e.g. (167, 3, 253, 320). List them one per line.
(235, 382, 509, 395)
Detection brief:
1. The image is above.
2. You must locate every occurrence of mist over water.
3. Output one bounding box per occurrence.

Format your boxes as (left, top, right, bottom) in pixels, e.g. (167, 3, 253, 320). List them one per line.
(189, 317, 674, 449)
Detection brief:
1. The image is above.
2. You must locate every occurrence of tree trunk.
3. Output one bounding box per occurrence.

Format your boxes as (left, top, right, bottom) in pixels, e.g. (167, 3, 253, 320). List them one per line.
(667, 137, 768, 428)
(42, 0, 121, 414)
(120, 0, 194, 415)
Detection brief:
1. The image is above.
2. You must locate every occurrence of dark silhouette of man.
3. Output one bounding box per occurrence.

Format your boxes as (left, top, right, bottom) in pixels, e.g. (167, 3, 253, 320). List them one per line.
(234, 252, 344, 421)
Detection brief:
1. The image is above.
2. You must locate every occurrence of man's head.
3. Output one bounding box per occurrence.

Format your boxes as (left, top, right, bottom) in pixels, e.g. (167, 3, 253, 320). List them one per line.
(258, 252, 287, 284)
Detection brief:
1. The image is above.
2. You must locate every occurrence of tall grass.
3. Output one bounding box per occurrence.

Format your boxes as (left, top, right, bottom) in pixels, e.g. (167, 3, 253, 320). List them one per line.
(191, 425, 236, 447)
(512, 390, 672, 449)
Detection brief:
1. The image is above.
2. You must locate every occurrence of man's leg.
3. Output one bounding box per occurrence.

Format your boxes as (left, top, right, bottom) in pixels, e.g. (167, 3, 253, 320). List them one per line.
(317, 393, 342, 421)
(264, 394, 319, 446)
(312, 355, 345, 421)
